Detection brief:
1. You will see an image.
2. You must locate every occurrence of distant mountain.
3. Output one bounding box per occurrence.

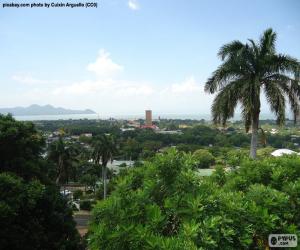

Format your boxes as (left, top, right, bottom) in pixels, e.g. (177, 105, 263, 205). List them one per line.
(0, 104, 96, 116)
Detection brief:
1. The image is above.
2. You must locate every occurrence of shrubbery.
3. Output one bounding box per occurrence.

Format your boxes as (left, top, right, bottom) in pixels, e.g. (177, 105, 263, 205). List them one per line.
(88, 149, 300, 250)
(73, 189, 83, 200)
(0, 115, 83, 249)
(0, 172, 82, 250)
(80, 199, 95, 211)
(193, 149, 215, 168)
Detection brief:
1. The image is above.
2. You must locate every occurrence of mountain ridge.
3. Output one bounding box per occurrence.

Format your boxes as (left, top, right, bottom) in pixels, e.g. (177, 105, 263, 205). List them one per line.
(0, 104, 96, 116)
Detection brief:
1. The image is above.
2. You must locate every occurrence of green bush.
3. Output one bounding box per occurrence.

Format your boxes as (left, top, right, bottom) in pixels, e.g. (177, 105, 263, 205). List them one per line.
(86, 189, 94, 195)
(73, 190, 83, 200)
(88, 150, 300, 250)
(0, 173, 82, 250)
(94, 176, 118, 200)
(80, 199, 95, 211)
(256, 147, 275, 158)
(193, 149, 215, 168)
(225, 149, 248, 166)
(0, 115, 83, 250)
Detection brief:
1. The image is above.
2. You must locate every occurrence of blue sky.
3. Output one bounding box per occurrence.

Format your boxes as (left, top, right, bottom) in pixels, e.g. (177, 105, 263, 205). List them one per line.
(0, 0, 299, 116)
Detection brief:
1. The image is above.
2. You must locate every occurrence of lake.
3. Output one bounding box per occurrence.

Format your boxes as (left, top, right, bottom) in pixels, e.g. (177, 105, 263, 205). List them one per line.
(13, 113, 212, 121)
(14, 114, 100, 121)
(13, 113, 276, 121)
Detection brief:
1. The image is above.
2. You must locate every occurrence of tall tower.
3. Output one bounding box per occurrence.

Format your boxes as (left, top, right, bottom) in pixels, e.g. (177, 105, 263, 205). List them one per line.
(145, 110, 152, 126)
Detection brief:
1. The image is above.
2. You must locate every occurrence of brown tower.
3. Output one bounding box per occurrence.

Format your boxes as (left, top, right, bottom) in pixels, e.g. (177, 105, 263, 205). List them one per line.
(145, 110, 152, 126)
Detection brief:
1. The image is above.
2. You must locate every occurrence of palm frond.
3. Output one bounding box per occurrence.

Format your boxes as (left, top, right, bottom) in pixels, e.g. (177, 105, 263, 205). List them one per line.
(205, 58, 248, 93)
(260, 28, 276, 56)
(211, 79, 246, 125)
(282, 79, 300, 124)
(242, 108, 252, 133)
(217, 40, 244, 60)
(268, 54, 299, 74)
(264, 81, 286, 126)
(248, 39, 259, 58)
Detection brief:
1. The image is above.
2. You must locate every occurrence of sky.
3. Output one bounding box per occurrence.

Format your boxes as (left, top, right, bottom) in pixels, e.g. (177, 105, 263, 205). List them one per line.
(0, 0, 299, 117)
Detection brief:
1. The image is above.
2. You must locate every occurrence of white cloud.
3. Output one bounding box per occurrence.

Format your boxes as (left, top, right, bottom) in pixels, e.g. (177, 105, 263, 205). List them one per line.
(128, 0, 139, 10)
(52, 79, 154, 98)
(87, 49, 123, 78)
(12, 73, 63, 86)
(169, 76, 202, 93)
(49, 75, 212, 115)
(155, 77, 214, 114)
(114, 83, 153, 97)
(12, 74, 50, 85)
(52, 80, 110, 95)
(9, 50, 215, 116)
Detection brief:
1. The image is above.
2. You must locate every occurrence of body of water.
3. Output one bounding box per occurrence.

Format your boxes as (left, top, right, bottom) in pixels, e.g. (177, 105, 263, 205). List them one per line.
(14, 114, 100, 121)
(13, 113, 276, 121)
(13, 113, 212, 121)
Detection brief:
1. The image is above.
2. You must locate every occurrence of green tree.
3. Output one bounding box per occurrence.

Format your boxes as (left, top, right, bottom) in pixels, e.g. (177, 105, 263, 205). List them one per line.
(122, 138, 141, 160)
(80, 173, 98, 192)
(0, 115, 82, 249)
(47, 136, 78, 185)
(205, 28, 300, 158)
(256, 146, 275, 158)
(92, 134, 117, 199)
(0, 114, 45, 180)
(88, 150, 300, 250)
(193, 149, 215, 168)
(225, 149, 248, 167)
(0, 173, 82, 250)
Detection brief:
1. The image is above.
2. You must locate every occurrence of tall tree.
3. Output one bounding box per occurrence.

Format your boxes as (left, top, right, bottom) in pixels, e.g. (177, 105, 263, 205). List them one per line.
(205, 28, 300, 158)
(0, 114, 45, 180)
(48, 136, 78, 185)
(0, 115, 82, 249)
(92, 134, 117, 199)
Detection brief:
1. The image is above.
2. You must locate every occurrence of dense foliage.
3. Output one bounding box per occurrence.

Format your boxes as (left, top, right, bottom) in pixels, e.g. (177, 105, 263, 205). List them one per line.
(0, 173, 81, 250)
(88, 149, 300, 249)
(0, 115, 82, 249)
(36, 117, 300, 164)
(193, 149, 215, 168)
(0, 114, 45, 180)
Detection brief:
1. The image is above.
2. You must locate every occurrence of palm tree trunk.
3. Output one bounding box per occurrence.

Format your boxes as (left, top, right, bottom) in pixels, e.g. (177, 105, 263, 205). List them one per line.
(56, 156, 63, 185)
(103, 166, 107, 199)
(250, 116, 259, 159)
(101, 164, 104, 196)
(55, 175, 60, 185)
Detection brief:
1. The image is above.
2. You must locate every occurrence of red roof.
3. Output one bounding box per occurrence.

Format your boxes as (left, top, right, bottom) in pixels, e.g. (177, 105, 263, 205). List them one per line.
(140, 124, 158, 129)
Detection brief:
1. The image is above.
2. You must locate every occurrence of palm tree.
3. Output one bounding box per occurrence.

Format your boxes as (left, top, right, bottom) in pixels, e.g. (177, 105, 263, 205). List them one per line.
(48, 137, 78, 186)
(92, 134, 117, 199)
(205, 28, 300, 159)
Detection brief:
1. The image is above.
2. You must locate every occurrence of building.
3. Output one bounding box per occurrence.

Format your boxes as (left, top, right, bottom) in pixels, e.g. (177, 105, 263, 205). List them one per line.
(127, 120, 141, 128)
(145, 110, 152, 126)
(81, 133, 93, 138)
(156, 130, 182, 135)
(271, 149, 300, 157)
(121, 128, 135, 132)
(179, 124, 191, 129)
(140, 110, 158, 129)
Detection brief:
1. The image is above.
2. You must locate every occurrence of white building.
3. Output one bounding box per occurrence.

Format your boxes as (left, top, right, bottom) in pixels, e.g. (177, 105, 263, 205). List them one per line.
(271, 149, 300, 157)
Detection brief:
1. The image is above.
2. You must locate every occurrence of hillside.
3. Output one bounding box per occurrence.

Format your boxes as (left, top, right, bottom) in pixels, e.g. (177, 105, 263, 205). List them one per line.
(0, 104, 96, 116)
